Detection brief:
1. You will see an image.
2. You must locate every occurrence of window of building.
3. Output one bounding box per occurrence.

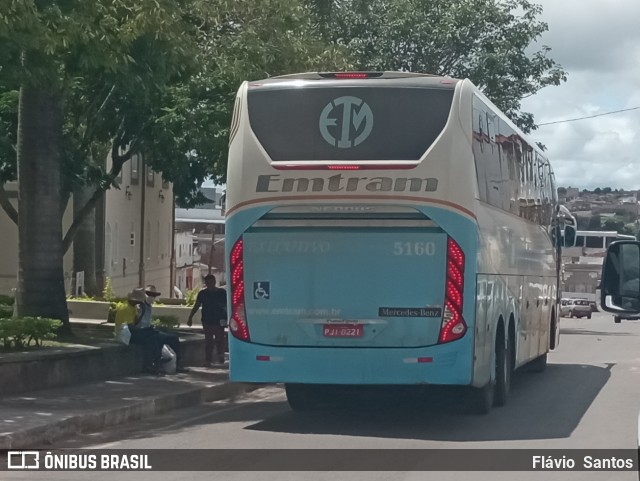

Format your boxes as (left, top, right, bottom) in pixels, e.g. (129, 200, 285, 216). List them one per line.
(146, 165, 155, 187)
(130, 154, 140, 184)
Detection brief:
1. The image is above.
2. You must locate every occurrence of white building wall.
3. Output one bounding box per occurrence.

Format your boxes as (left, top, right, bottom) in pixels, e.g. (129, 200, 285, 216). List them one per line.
(104, 154, 173, 297)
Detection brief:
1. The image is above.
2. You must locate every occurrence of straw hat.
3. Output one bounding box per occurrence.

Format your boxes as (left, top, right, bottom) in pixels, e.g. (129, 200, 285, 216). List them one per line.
(144, 285, 161, 297)
(127, 288, 147, 304)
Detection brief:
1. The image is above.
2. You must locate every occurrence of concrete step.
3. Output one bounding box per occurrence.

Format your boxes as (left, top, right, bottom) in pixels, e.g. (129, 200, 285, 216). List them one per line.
(0, 367, 260, 449)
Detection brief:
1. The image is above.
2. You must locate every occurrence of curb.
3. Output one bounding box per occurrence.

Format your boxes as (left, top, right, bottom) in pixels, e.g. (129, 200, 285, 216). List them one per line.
(0, 381, 261, 450)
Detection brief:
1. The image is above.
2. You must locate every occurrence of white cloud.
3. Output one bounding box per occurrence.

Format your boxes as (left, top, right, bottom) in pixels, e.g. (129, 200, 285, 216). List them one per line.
(520, 0, 640, 190)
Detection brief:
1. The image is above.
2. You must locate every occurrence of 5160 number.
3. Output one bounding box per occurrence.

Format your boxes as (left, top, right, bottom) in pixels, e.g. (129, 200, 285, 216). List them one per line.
(393, 242, 436, 256)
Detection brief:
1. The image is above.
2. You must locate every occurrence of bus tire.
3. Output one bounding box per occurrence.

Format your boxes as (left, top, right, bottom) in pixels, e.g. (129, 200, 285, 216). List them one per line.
(469, 382, 494, 415)
(529, 353, 547, 373)
(494, 332, 512, 407)
(285, 384, 321, 412)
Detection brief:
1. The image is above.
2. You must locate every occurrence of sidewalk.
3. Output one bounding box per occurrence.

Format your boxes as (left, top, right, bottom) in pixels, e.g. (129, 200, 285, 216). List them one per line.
(0, 319, 258, 449)
(0, 366, 258, 450)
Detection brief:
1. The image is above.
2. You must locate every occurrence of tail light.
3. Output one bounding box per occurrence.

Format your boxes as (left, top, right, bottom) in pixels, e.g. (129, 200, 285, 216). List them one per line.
(318, 72, 383, 79)
(439, 237, 467, 343)
(229, 237, 250, 341)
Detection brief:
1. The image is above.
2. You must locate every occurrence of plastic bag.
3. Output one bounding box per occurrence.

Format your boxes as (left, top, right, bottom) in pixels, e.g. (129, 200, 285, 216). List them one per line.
(161, 344, 177, 374)
(115, 324, 131, 346)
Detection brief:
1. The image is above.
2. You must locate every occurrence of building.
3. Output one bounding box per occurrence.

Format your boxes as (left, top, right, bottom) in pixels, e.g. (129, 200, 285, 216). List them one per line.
(0, 153, 174, 299)
(102, 153, 174, 297)
(174, 229, 199, 296)
(174, 185, 226, 289)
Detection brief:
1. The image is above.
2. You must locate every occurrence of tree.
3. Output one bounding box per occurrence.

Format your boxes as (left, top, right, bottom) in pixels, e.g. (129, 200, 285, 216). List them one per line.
(0, 0, 204, 331)
(0, 0, 349, 328)
(602, 216, 625, 233)
(587, 215, 601, 230)
(305, 0, 567, 132)
(144, 0, 351, 198)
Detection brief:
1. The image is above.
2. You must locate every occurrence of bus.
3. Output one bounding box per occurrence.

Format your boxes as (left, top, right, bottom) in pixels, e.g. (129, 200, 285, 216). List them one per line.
(224, 71, 576, 413)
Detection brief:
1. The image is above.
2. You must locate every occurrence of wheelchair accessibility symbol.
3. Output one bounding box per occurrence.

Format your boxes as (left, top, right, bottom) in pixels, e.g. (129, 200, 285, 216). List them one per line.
(253, 282, 270, 300)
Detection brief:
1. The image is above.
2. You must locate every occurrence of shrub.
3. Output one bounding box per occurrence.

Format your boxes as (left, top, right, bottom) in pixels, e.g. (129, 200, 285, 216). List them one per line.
(185, 287, 199, 307)
(0, 305, 13, 319)
(22, 318, 63, 346)
(0, 295, 14, 306)
(0, 317, 62, 348)
(102, 277, 115, 302)
(152, 315, 181, 330)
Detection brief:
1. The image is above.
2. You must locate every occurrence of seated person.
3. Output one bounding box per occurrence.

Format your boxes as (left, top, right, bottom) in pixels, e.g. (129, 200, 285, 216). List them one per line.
(129, 286, 189, 374)
(127, 288, 162, 374)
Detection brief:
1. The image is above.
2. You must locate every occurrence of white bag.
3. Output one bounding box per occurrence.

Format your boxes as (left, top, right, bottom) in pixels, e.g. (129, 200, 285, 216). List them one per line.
(161, 344, 177, 374)
(115, 324, 131, 346)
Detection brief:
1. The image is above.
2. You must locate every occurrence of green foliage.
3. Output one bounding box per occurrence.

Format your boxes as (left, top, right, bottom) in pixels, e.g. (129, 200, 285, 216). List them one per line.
(305, 0, 567, 133)
(102, 277, 115, 302)
(0, 317, 62, 348)
(0, 294, 14, 306)
(587, 215, 602, 230)
(185, 287, 199, 307)
(0, 305, 13, 319)
(152, 315, 181, 329)
(602, 216, 625, 233)
(622, 224, 639, 238)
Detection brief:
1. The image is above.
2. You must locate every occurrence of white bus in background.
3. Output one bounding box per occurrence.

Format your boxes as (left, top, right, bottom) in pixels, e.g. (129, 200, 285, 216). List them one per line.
(224, 71, 576, 413)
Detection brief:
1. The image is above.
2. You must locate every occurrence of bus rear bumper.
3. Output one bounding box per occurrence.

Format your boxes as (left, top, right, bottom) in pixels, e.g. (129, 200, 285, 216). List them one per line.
(228, 340, 473, 385)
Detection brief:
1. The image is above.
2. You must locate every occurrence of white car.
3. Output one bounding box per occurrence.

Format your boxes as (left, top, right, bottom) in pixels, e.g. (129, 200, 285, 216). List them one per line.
(560, 298, 592, 319)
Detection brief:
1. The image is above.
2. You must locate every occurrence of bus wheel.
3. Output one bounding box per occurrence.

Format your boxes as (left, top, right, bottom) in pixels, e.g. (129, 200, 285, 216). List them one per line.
(528, 353, 547, 373)
(494, 334, 512, 407)
(468, 383, 494, 415)
(285, 384, 321, 412)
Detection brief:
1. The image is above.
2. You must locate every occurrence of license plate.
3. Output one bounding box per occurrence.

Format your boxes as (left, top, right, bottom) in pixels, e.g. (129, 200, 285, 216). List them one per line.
(323, 324, 364, 338)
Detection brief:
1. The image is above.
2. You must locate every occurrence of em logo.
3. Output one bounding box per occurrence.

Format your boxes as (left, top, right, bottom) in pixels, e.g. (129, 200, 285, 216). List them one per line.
(319, 96, 373, 148)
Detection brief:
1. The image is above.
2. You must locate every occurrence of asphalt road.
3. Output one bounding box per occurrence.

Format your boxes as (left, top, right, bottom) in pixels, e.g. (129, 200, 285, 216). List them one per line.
(4, 310, 640, 481)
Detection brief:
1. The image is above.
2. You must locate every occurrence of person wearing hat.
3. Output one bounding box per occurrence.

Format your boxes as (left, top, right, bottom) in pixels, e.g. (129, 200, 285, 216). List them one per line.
(127, 287, 162, 374)
(129, 285, 188, 374)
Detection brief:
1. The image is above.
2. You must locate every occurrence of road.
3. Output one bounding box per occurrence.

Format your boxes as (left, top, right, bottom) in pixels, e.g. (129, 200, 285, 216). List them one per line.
(4, 311, 640, 481)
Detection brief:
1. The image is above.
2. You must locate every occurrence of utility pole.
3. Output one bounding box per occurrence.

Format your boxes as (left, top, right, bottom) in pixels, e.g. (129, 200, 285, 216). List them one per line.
(138, 154, 146, 288)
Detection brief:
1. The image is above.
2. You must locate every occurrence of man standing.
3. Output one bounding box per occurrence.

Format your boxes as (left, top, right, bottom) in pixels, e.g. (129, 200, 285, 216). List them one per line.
(187, 274, 228, 366)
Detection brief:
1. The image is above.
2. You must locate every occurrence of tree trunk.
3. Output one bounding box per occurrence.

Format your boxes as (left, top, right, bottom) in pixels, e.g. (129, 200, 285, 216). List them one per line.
(15, 85, 70, 332)
(72, 184, 98, 296)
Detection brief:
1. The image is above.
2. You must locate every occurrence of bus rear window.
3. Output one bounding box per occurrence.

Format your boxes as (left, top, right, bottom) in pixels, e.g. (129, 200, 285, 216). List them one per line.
(247, 87, 454, 161)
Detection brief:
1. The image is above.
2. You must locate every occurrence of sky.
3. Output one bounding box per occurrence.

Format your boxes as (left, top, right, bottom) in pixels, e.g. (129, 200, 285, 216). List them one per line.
(520, 0, 640, 191)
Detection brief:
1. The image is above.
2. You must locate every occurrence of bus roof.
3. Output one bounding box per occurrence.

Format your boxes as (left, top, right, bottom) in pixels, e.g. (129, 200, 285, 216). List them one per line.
(249, 71, 461, 89)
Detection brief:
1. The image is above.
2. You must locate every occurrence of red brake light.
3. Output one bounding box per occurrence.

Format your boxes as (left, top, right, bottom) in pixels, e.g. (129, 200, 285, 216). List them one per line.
(439, 237, 467, 343)
(230, 238, 250, 341)
(326, 165, 361, 170)
(318, 72, 383, 79)
(334, 72, 369, 79)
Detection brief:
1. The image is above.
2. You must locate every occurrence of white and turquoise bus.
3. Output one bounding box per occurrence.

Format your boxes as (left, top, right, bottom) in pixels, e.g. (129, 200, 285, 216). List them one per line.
(224, 72, 575, 413)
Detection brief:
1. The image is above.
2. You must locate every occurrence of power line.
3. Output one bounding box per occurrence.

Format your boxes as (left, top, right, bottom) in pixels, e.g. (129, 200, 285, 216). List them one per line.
(537, 106, 640, 126)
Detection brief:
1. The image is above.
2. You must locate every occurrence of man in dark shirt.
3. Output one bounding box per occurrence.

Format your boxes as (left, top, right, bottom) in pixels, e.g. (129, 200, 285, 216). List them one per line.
(187, 274, 227, 366)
